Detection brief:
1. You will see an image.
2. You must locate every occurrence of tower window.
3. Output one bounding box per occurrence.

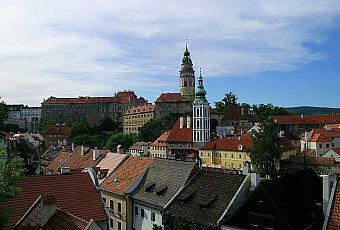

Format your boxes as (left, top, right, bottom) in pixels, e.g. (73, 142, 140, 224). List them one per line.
(184, 80, 187, 86)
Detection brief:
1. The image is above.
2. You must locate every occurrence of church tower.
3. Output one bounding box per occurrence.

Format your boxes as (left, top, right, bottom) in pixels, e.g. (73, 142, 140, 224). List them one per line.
(193, 69, 210, 147)
(179, 43, 195, 102)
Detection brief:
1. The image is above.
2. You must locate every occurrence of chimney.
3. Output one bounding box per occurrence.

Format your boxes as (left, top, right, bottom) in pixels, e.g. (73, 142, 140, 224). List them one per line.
(322, 174, 337, 215)
(81, 145, 84, 156)
(117, 144, 123, 154)
(179, 117, 184, 129)
(187, 116, 191, 128)
(242, 161, 251, 175)
(93, 147, 99, 161)
(241, 107, 245, 116)
(250, 172, 260, 191)
(71, 143, 75, 152)
(41, 195, 56, 227)
(301, 114, 304, 119)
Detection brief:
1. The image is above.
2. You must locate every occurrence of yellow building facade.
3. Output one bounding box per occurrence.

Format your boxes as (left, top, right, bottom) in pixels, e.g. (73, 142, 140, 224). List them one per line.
(123, 105, 155, 134)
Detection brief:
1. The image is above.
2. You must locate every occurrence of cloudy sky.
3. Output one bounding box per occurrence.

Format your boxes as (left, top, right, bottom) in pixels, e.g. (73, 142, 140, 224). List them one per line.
(1, 0, 340, 107)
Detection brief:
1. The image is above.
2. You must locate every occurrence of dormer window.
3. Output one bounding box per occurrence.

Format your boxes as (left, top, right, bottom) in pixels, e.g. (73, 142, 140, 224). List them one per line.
(238, 144, 243, 150)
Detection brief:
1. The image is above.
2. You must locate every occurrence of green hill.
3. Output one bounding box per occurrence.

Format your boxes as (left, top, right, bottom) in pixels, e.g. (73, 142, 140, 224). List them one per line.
(286, 106, 340, 115)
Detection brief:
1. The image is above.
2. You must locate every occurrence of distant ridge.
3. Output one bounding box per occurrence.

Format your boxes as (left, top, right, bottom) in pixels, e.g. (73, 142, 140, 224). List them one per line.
(286, 106, 340, 115)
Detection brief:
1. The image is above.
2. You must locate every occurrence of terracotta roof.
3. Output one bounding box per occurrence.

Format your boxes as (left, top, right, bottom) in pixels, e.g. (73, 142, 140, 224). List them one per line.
(167, 117, 193, 143)
(42, 92, 146, 104)
(273, 115, 340, 125)
(60, 146, 107, 171)
(330, 148, 340, 155)
(308, 133, 331, 142)
(310, 128, 340, 138)
(222, 106, 259, 121)
(150, 131, 171, 147)
(14, 196, 90, 230)
(46, 124, 69, 135)
(283, 155, 336, 166)
(95, 152, 127, 184)
(328, 182, 340, 230)
(324, 124, 340, 129)
(100, 156, 153, 195)
(46, 151, 73, 172)
(132, 159, 198, 208)
(125, 105, 155, 115)
(279, 137, 297, 152)
(164, 168, 246, 227)
(129, 142, 150, 151)
(155, 93, 188, 103)
(1, 173, 108, 229)
(201, 136, 253, 151)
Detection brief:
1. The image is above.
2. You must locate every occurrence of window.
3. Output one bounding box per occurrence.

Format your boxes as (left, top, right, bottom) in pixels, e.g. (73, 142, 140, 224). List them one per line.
(151, 212, 156, 222)
(231, 154, 234, 158)
(326, 144, 330, 148)
(239, 153, 242, 158)
(118, 221, 122, 230)
(135, 206, 139, 216)
(110, 200, 114, 210)
(332, 143, 335, 147)
(103, 197, 106, 205)
(319, 144, 323, 148)
(110, 218, 113, 228)
(141, 208, 145, 218)
(118, 202, 122, 213)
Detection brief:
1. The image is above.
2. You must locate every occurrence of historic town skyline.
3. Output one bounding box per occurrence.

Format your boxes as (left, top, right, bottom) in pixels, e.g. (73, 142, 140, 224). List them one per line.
(1, 0, 340, 107)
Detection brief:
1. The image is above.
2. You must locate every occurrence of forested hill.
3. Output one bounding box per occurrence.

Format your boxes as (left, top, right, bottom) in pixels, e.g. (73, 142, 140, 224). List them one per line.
(286, 106, 340, 115)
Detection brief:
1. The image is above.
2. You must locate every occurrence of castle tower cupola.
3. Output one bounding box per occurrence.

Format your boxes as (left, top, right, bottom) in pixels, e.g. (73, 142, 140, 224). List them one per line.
(179, 42, 195, 102)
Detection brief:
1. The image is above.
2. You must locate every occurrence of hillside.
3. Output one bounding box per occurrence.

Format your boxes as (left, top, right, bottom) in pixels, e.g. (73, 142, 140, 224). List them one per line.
(286, 106, 340, 115)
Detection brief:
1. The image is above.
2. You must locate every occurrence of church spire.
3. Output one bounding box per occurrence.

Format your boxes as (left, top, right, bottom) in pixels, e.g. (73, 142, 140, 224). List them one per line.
(194, 68, 208, 104)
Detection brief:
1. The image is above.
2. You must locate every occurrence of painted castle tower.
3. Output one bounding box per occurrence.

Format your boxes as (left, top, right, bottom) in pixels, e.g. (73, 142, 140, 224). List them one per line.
(179, 43, 195, 102)
(193, 69, 210, 147)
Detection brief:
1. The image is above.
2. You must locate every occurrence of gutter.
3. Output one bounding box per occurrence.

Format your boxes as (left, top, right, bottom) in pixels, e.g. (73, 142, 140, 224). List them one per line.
(322, 181, 337, 230)
(217, 173, 250, 226)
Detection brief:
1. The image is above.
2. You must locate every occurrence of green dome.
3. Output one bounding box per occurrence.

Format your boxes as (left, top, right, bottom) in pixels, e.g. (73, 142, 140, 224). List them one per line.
(194, 70, 208, 104)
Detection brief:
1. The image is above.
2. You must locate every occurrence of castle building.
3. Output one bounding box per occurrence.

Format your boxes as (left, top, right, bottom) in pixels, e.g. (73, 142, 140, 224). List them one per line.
(193, 69, 210, 147)
(154, 44, 195, 119)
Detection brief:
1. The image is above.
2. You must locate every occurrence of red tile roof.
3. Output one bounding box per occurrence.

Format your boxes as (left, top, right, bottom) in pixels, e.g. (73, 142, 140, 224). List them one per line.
(201, 136, 253, 151)
(308, 133, 331, 142)
(14, 196, 90, 230)
(1, 173, 107, 230)
(42, 91, 146, 104)
(150, 131, 171, 147)
(95, 152, 127, 184)
(46, 151, 72, 172)
(273, 115, 340, 125)
(279, 137, 297, 152)
(125, 105, 155, 115)
(310, 128, 340, 138)
(155, 93, 188, 103)
(222, 106, 258, 121)
(100, 156, 153, 195)
(46, 124, 70, 135)
(330, 148, 340, 155)
(284, 155, 336, 166)
(167, 117, 193, 143)
(60, 146, 107, 171)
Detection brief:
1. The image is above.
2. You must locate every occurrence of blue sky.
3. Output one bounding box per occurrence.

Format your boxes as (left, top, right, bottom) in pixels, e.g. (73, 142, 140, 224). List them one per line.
(0, 0, 340, 107)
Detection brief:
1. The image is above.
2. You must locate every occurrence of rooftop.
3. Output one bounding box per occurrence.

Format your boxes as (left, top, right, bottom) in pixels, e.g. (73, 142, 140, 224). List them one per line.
(273, 115, 340, 125)
(125, 105, 155, 115)
(327, 182, 340, 230)
(167, 117, 193, 143)
(155, 93, 188, 103)
(1, 173, 107, 230)
(100, 156, 153, 195)
(132, 158, 198, 208)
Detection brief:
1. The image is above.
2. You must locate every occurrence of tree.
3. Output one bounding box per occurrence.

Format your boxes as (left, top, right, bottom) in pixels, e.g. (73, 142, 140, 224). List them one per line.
(249, 119, 282, 177)
(0, 143, 25, 228)
(68, 122, 90, 142)
(37, 120, 53, 137)
(153, 224, 163, 230)
(138, 113, 186, 142)
(99, 118, 118, 132)
(214, 92, 238, 112)
(105, 133, 138, 152)
(0, 101, 8, 131)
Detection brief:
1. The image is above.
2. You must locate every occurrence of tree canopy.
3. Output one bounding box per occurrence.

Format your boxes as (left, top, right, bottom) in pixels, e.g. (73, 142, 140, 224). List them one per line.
(0, 143, 25, 228)
(252, 103, 294, 122)
(0, 101, 8, 131)
(249, 119, 282, 177)
(105, 133, 138, 152)
(214, 92, 238, 112)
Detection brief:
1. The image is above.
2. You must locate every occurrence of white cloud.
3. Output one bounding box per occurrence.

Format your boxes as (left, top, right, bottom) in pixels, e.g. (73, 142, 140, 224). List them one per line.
(0, 0, 339, 105)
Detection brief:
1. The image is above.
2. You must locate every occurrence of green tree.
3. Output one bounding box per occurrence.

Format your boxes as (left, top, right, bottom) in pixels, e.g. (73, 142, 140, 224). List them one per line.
(0, 101, 8, 131)
(249, 119, 282, 177)
(138, 113, 186, 142)
(0, 143, 25, 228)
(105, 133, 138, 152)
(99, 118, 118, 132)
(37, 120, 53, 137)
(153, 224, 163, 230)
(68, 122, 90, 142)
(214, 92, 238, 112)
(252, 103, 294, 122)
